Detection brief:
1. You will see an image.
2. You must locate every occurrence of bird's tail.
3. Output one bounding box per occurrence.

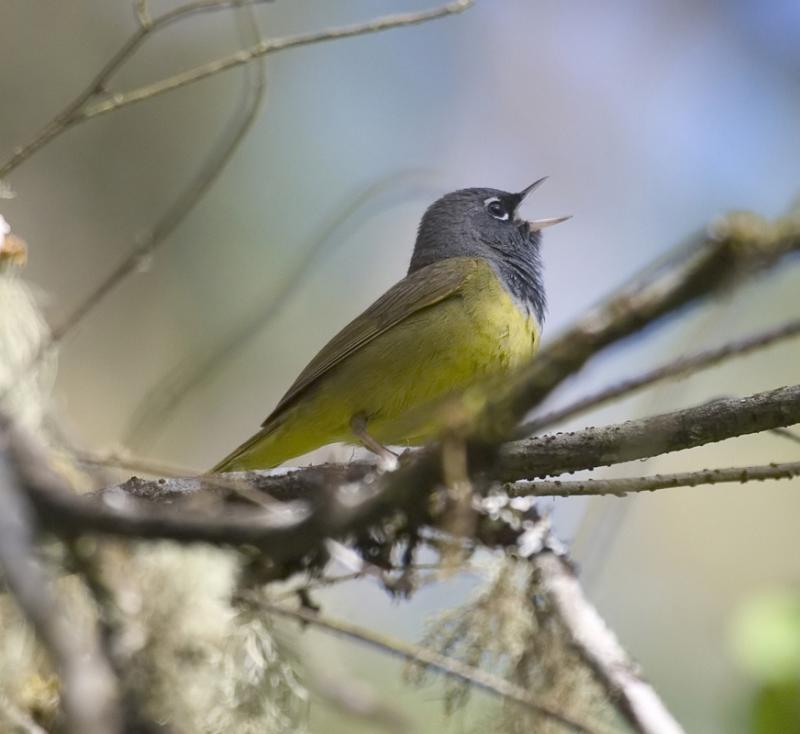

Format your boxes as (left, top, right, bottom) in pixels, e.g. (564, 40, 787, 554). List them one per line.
(211, 425, 288, 473)
(211, 409, 340, 472)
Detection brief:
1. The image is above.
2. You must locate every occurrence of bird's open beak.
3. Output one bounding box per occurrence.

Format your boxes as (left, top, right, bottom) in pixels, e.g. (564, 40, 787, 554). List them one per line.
(526, 215, 571, 232)
(514, 177, 571, 232)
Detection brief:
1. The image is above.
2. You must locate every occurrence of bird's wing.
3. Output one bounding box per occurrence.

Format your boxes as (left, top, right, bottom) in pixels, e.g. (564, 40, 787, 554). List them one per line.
(262, 257, 481, 427)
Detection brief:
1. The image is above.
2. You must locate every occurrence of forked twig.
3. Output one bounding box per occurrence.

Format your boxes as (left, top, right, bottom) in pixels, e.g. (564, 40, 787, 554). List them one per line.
(0, 1, 472, 179)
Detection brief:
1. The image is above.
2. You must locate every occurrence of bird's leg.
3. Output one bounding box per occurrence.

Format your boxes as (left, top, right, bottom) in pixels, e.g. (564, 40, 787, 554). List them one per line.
(350, 413, 398, 469)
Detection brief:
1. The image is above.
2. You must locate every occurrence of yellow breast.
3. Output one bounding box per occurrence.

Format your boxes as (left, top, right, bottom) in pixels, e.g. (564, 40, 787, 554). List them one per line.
(365, 259, 541, 443)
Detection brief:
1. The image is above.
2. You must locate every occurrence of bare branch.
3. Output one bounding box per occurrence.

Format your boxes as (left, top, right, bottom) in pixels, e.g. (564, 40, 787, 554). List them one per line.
(521, 317, 800, 435)
(505, 460, 800, 498)
(14, 429, 355, 555)
(0, 0, 471, 179)
(499, 383, 800, 481)
(535, 552, 685, 734)
(8, 385, 798, 559)
(261, 601, 603, 734)
(0, 424, 121, 734)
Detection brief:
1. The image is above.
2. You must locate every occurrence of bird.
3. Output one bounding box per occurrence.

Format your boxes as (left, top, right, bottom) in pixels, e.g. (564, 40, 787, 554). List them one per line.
(212, 178, 568, 472)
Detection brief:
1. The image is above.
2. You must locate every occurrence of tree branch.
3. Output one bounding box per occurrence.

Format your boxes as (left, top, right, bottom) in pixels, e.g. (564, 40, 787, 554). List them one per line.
(521, 316, 800, 435)
(505, 461, 800, 498)
(534, 551, 685, 734)
(261, 601, 604, 734)
(499, 384, 800, 481)
(6, 385, 797, 558)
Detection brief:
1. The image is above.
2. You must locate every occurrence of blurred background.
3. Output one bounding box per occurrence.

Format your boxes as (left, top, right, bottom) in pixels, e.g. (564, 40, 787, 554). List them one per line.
(2, 1, 800, 731)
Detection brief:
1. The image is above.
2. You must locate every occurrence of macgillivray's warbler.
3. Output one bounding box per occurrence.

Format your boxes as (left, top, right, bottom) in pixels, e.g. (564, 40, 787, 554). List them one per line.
(213, 179, 568, 472)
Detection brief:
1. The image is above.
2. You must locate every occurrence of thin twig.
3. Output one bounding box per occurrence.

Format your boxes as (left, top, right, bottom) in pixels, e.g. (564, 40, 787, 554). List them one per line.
(535, 551, 685, 734)
(504, 460, 800, 498)
(498, 383, 800, 481)
(261, 601, 603, 734)
(0, 0, 470, 179)
(521, 317, 800, 436)
(0, 422, 121, 734)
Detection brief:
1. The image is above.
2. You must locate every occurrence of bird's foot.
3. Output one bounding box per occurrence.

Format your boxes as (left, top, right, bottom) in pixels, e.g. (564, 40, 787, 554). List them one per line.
(350, 414, 399, 470)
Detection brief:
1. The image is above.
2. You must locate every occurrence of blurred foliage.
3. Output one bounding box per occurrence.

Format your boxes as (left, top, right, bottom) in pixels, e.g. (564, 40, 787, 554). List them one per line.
(730, 590, 800, 734)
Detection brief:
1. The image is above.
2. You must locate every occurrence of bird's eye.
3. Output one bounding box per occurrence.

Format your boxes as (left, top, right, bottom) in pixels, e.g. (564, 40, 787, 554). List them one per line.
(485, 198, 509, 221)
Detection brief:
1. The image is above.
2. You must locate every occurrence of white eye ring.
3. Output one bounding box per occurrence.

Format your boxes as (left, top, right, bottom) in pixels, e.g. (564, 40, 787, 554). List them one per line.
(484, 197, 509, 221)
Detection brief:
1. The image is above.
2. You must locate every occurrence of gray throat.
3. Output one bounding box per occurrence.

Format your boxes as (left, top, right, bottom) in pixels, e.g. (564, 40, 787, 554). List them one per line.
(488, 251, 547, 326)
(407, 250, 547, 327)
